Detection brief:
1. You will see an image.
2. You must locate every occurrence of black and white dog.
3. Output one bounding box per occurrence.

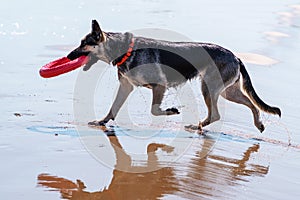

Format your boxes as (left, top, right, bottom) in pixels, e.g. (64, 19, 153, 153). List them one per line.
(67, 20, 281, 132)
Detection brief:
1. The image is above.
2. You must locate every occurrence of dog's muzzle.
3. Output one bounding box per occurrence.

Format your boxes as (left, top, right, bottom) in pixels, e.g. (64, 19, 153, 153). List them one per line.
(67, 48, 89, 60)
(67, 48, 98, 71)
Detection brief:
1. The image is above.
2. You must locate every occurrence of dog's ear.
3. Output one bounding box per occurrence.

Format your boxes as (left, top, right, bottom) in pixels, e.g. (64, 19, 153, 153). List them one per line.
(91, 20, 104, 41)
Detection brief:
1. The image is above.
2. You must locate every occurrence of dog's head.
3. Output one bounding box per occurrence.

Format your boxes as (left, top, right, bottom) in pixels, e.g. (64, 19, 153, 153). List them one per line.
(67, 20, 109, 71)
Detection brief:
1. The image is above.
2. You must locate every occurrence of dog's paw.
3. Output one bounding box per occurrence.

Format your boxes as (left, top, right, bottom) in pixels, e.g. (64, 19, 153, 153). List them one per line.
(184, 124, 206, 135)
(88, 120, 106, 126)
(184, 124, 199, 131)
(88, 120, 116, 134)
(165, 107, 180, 115)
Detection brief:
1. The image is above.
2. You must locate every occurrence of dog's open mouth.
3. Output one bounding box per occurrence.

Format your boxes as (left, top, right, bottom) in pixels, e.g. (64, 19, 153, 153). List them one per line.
(67, 51, 98, 71)
(82, 54, 98, 71)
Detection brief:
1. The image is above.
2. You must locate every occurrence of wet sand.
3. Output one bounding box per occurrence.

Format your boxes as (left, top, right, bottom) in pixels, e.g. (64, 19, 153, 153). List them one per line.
(1, 0, 300, 199)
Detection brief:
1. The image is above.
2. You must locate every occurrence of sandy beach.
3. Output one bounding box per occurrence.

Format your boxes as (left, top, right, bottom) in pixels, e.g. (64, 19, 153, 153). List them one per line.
(1, 0, 300, 199)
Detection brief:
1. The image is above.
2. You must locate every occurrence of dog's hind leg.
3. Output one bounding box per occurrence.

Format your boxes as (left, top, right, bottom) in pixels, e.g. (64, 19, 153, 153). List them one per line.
(151, 84, 180, 116)
(88, 76, 134, 126)
(221, 81, 265, 132)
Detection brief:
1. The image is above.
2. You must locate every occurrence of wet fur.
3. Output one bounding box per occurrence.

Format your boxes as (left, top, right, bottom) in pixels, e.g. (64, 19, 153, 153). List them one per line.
(67, 20, 281, 132)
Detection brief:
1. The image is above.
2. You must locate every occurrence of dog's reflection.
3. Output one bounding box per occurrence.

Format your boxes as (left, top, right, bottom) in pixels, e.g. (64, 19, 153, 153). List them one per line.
(38, 133, 177, 200)
(178, 141, 269, 199)
(37, 133, 269, 200)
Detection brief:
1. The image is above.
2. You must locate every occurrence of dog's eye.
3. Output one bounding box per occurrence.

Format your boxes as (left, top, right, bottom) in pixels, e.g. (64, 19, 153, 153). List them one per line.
(86, 37, 97, 46)
(87, 41, 97, 46)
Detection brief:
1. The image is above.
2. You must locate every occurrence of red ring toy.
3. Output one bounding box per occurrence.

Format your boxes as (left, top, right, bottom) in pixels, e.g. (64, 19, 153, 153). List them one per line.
(39, 56, 89, 78)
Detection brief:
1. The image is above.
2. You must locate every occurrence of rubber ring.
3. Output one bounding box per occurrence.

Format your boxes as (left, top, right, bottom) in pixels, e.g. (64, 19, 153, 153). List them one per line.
(39, 56, 89, 78)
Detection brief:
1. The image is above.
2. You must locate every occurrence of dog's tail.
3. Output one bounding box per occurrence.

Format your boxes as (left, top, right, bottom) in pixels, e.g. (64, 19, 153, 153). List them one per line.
(238, 58, 281, 117)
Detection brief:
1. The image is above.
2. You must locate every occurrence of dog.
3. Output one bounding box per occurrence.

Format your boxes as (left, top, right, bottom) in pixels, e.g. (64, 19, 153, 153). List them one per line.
(67, 20, 281, 132)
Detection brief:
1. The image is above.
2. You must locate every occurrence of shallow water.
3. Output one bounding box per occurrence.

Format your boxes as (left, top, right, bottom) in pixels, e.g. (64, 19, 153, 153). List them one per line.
(1, 0, 300, 199)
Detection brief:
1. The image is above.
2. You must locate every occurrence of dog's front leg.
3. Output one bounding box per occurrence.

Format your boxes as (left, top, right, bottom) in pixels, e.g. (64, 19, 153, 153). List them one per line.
(88, 77, 133, 126)
(151, 84, 180, 116)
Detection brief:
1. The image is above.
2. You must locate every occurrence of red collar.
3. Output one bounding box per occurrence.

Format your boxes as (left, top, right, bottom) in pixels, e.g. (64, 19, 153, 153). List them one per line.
(115, 38, 135, 67)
